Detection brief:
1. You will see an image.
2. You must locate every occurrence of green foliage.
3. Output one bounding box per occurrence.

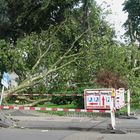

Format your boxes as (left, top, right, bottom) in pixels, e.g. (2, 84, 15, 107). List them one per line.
(0, 0, 80, 42)
(0, 39, 25, 75)
(15, 29, 61, 74)
(123, 0, 140, 43)
(1, 0, 140, 109)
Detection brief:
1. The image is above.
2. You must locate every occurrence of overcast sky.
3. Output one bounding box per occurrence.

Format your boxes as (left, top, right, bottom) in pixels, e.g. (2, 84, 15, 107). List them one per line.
(95, 0, 128, 42)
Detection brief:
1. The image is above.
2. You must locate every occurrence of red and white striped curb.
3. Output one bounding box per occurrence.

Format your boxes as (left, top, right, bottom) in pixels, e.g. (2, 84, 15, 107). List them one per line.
(0, 106, 111, 113)
(6, 93, 83, 96)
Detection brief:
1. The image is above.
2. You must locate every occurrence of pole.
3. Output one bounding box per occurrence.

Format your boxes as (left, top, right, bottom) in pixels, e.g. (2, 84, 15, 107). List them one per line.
(0, 86, 4, 105)
(127, 89, 131, 116)
(110, 97, 116, 130)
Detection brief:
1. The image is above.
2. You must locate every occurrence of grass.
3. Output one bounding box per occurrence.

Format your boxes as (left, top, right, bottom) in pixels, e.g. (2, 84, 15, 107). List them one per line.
(37, 102, 76, 108)
(116, 106, 137, 116)
(36, 103, 77, 116)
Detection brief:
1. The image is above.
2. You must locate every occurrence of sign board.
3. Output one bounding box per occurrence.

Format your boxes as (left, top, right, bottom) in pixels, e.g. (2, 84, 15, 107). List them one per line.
(1, 72, 10, 88)
(9, 72, 19, 87)
(84, 89, 114, 110)
(115, 88, 125, 109)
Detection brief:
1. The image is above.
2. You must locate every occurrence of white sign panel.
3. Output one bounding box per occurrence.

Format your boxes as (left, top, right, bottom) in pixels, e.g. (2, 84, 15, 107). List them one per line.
(1, 72, 10, 88)
(105, 95, 111, 107)
(84, 89, 113, 110)
(86, 95, 100, 107)
(1, 79, 9, 89)
(115, 88, 125, 109)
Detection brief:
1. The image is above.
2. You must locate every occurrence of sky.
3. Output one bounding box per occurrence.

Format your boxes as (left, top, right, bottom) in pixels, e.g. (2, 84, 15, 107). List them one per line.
(95, 0, 128, 42)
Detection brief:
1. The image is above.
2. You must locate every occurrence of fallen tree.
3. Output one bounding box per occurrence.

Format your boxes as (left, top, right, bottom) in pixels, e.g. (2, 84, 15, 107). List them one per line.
(2, 28, 88, 106)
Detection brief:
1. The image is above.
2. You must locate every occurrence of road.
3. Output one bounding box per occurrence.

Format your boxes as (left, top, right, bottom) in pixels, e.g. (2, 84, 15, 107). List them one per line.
(0, 128, 140, 140)
(12, 114, 140, 133)
(0, 110, 140, 139)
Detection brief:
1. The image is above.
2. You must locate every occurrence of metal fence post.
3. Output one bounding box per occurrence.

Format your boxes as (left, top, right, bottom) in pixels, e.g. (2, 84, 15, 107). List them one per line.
(0, 86, 4, 105)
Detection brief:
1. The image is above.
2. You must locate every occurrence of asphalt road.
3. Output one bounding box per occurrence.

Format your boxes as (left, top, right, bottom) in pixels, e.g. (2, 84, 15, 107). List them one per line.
(1, 109, 140, 139)
(12, 114, 140, 133)
(0, 128, 140, 140)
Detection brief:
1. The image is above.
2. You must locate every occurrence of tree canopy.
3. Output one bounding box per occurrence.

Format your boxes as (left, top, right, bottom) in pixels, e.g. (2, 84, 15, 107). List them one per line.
(123, 0, 140, 44)
(0, 0, 80, 42)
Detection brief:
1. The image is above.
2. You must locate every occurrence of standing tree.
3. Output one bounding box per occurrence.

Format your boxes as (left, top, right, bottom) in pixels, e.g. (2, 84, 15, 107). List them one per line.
(0, 0, 80, 43)
(123, 0, 140, 45)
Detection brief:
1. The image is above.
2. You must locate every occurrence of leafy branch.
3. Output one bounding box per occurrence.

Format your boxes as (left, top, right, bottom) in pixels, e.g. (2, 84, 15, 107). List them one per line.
(4, 30, 86, 98)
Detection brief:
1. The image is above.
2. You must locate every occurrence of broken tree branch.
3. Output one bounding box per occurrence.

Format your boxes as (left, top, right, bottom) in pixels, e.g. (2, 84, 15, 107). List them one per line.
(31, 43, 55, 71)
